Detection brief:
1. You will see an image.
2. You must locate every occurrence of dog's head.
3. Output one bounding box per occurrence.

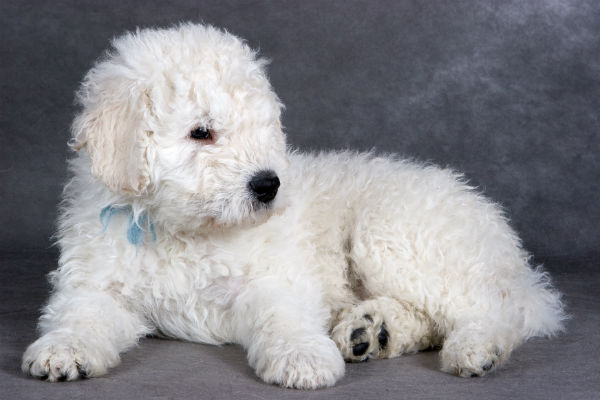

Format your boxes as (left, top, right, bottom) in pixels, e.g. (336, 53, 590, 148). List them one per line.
(71, 24, 288, 230)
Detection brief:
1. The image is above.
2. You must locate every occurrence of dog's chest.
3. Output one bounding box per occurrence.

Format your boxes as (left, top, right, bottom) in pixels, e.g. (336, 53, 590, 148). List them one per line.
(130, 236, 249, 342)
(138, 235, 247, 302)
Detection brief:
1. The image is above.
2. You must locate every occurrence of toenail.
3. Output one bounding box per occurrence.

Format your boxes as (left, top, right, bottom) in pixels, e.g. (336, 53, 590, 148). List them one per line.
(482, 361, 494, 371)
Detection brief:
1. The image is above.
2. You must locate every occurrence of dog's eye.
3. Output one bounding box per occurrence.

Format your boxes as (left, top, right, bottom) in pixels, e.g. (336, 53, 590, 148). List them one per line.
(190, 127, 213, 141)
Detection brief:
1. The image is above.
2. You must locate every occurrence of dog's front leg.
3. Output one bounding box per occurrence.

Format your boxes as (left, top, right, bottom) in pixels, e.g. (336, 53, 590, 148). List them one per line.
(230, 277, 345, 389)
(22, 288, 150, 381)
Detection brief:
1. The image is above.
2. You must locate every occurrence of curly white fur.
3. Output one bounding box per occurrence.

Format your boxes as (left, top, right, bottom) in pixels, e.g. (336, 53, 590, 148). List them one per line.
(22, 23, 566, 388)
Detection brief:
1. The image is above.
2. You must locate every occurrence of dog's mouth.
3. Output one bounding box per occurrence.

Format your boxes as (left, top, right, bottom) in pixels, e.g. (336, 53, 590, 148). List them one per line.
(247, 196, 283, 222)
(204, 190, 285, 229)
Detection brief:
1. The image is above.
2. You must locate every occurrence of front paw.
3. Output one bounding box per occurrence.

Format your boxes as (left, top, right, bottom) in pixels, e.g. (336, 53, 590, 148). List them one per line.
(251, 335, 345, 389)
(22, 331, 116, 382)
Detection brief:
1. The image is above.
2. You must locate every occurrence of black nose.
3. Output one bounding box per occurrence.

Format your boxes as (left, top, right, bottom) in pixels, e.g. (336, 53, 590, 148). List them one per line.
(249, 170, 280, 204)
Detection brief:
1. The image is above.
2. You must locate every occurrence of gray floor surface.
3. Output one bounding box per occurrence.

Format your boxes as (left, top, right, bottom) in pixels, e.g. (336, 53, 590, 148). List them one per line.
(2, 251, 599, 400)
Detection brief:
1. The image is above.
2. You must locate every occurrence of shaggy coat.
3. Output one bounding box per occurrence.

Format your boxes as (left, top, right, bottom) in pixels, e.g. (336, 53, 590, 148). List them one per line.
(22, 24, 565, 389)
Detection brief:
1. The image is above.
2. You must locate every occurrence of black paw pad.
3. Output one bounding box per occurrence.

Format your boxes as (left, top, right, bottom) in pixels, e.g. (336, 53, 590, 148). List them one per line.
(377, 323, 389, 350)
(352, 342, 369, 356)
(57, 374, 68, 382)
(350, 327, 366, 341)
(482, 361, 494, 371)
(39, 374, 49, 381)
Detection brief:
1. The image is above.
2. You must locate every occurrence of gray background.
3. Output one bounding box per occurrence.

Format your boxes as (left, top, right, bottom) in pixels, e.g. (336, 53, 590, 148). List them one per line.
(1, 1, 599, 399)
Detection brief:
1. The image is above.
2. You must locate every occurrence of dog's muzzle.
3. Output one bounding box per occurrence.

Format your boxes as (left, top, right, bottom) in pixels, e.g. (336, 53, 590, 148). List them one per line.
(248, 170, 280, 204)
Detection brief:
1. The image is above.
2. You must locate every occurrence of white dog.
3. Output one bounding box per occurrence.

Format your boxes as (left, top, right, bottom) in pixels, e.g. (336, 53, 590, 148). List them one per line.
(22, 24, 565, 389)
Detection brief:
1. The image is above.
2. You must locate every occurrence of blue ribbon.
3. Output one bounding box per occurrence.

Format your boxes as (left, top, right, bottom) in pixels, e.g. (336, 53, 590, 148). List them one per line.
(100, 205, 156, 246)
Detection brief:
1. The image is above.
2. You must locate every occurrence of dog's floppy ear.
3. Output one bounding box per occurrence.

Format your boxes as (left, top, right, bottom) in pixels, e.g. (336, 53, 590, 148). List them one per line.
(70, 64, 152, 195)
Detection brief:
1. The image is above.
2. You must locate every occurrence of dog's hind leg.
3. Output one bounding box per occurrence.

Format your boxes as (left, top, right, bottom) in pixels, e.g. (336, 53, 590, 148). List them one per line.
(439, 318, 516, 377)
(330, 296, 441, 362)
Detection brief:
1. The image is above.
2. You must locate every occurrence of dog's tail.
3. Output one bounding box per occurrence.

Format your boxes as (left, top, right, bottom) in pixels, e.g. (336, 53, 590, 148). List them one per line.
(518, 265, 568, 339)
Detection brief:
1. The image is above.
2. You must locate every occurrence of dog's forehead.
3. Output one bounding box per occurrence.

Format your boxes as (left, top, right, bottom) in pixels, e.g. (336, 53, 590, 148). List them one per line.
(124, 28, 265, 89)
(153, 69, 272, 129)
(108, 25, 280, 135)
(148, 47, 270, 115)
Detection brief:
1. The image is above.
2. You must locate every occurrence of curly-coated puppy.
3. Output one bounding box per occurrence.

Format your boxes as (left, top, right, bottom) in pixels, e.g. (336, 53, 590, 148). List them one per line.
(22, 24, 565, 388)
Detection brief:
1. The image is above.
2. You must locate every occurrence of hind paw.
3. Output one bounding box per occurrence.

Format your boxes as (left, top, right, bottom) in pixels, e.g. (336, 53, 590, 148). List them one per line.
(331, 311, 389, 362)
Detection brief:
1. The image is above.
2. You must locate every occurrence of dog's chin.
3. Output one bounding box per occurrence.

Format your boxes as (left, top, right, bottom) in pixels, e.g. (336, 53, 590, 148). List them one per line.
(206, 200, 285, 230)
(237, 201, 284, 227)
(250, 201, 284, 223)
